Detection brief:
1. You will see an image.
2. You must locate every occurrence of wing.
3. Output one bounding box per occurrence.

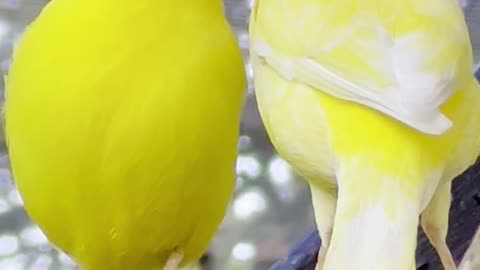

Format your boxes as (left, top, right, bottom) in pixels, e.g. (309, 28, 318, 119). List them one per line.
(251, 0, 471, 135)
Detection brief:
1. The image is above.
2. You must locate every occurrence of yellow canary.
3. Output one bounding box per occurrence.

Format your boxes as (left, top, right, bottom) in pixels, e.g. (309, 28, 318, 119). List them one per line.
(4, 1, 246, 269)
(250, 1, 480, 269)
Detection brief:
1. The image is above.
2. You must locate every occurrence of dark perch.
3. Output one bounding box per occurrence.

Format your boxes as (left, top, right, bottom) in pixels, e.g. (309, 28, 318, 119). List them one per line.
(268, 71, 480, 270)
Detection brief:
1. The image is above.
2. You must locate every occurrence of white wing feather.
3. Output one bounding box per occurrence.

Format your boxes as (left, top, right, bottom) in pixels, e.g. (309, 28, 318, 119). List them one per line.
(252, 32, 461, 135)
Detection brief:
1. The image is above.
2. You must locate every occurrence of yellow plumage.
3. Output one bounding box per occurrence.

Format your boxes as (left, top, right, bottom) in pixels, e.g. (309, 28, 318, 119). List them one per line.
(250, 0, 480, 269)
(4, 1, 246, 269)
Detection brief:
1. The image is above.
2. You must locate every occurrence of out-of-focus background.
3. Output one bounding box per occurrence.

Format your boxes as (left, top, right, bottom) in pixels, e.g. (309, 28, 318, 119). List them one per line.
(0, 1, 478, 270)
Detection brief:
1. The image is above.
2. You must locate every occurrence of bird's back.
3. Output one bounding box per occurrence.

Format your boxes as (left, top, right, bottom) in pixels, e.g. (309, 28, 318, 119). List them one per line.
(5, 1, 246, 269)
(251, 0, 480, 184)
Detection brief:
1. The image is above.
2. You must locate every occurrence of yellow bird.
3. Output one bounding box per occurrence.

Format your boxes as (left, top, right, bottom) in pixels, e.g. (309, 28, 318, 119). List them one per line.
(250, 1, 480, 269)
(4, 1, 246, 270)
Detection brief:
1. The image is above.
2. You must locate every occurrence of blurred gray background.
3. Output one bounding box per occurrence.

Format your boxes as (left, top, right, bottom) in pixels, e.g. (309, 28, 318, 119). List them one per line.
(0, 1, 478, 270)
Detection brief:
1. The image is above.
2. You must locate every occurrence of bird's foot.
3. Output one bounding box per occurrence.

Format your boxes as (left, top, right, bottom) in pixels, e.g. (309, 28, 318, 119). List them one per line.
(424, 225, 456, 270)
(164, 249, 184, 270)
(314, 245, 328, 270)
(435, 241, 456, 270)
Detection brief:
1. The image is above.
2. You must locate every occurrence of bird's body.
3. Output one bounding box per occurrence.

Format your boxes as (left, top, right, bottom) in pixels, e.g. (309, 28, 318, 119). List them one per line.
(250, 0, 480, 269)
(5, 1, 246, 269)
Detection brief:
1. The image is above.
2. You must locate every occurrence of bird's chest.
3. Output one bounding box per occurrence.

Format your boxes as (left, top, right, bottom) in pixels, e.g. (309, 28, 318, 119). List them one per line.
(253, 62, 337, 182)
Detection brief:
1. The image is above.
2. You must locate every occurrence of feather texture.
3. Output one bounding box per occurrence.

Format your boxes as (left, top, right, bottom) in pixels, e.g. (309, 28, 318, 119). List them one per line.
(251, 0, 471, 135)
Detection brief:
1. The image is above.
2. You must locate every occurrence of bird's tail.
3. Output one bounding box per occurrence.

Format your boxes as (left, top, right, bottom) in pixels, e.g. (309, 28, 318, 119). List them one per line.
(323, 164, 431, 270)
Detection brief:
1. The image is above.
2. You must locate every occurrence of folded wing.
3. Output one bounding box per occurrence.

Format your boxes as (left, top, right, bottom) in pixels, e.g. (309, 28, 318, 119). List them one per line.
(252, 1, 470, 135)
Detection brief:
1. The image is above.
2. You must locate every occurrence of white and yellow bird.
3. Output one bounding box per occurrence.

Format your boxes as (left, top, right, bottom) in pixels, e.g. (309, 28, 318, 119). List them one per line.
(250, 1, 480, 269)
